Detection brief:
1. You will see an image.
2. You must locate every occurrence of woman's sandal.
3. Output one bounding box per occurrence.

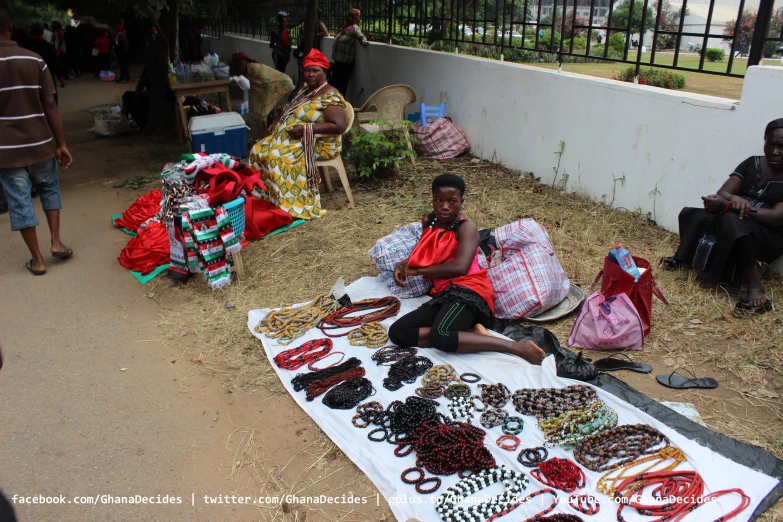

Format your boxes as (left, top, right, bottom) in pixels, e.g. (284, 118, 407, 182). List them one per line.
(734, 299, 774, 316)
(593, 353, 652, 374)
(656, 368, 718, 390)
(659, 256, 686, 271)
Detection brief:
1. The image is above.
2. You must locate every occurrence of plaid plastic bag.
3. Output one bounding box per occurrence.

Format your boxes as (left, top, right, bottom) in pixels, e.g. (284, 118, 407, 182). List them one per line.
(410, 118, 470, 160)
(369, 222, 432, 298)
(488, 219, 570, 319)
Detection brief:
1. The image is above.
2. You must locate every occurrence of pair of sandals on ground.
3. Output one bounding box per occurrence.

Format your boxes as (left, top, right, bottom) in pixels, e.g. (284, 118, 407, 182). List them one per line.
(593, 352, 718, 390)
(659, 256, 774, 316)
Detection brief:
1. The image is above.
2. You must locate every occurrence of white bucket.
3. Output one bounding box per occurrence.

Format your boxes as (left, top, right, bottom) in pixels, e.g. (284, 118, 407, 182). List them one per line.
(212, 65, 230, 79)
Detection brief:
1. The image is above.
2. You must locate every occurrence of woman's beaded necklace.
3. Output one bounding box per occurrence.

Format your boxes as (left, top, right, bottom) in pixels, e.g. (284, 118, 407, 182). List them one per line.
(383, 356, 434, 391)
(512, 385, 598, 419)
(273, 338, 332, 370)
(596, 445, 686, 497)
(256, 295, 338, 344)
(530, 457, 586, 493)
(318, 297, 400, 337)
(347, 321, 388, 348)
(479, 382, 512, 408)
(538, 399, 618, 449)
(372, 346, 417, 365)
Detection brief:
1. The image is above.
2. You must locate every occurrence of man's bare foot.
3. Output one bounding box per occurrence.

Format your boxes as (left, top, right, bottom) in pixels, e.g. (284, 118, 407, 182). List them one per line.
(511, 340, 546, 365)
(471, 323, 492, 337)
(50, 242, 73, 259)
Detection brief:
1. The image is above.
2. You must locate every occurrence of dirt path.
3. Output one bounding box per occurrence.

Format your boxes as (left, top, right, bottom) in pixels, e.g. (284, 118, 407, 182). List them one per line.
(0, 76, 271, 521)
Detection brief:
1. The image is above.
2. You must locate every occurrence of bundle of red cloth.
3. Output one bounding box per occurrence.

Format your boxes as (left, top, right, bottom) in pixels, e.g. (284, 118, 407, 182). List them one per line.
(195, 165, 293, 241)
(114, 189, 162, 232)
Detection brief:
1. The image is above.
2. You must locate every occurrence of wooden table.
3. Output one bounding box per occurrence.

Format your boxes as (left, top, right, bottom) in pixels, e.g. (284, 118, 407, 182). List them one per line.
(170, 79, 233, 142)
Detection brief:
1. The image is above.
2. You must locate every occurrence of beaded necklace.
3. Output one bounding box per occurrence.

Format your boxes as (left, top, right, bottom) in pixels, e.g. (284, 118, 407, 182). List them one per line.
(321, 377, 375, 409)
(480, 407, 508, 429)
(444, 383, 471, 400)
(435, 465, 528, 522)
(512, 385, 598, 419)
(403, 417, 496, 475)
(317, 297, 400, 336)
(303, 366, 365, 401)
(384, 356, 434, 391)
(486, 488, 559, 522)
(291, 357, 361, 391)
(574, 423, 669, 472)
(371, 346, 417, 365)
(538, 399, 618, 449)
(614, 470, 750, 522)
(530, 457, 586, 493)
(273, 338, 332, 370)
(448, 396, 476, 423)
(596, 446, 686, 497)
(256, 295, 338, 344)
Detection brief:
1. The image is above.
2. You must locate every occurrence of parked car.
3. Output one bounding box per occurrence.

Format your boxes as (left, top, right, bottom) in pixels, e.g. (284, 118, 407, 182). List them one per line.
(460, 25, 473, 37)
(475, 27, 485, 36)
(503, 31, 523, 41)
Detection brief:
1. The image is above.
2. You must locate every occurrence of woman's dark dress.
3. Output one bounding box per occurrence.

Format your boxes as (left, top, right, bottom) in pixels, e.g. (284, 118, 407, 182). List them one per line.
(674, 156, 783, 285)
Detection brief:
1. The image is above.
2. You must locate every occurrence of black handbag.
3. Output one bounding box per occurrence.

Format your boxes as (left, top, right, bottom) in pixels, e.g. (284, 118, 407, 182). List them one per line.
(692, 220, 720, 271)
(500, 324, 597, 382)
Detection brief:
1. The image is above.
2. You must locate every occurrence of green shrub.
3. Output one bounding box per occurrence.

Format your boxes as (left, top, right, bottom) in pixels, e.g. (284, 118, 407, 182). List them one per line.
(569, 36, 587, 51)
(537, 30, 561, 50)
(764, 41, 780, 58)
(608, 32, 626, 53)
(705, 48, 725, 62)
(614, 66, 686, 89)
(344, 120, 417, 178)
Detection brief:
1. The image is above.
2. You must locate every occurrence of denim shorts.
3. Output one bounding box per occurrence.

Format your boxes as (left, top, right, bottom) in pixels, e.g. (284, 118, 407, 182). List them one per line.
(0, 157, 62, 231)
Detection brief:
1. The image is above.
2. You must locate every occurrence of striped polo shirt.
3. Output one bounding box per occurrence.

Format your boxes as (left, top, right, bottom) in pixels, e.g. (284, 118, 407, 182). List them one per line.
(0, 41, 57, 169)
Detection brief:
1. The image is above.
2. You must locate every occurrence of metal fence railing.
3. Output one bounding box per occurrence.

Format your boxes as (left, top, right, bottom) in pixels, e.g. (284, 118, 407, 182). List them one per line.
(199, 0, 783, 77)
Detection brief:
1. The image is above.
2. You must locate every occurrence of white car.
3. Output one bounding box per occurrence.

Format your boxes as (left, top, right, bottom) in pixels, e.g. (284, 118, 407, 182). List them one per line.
(503, 31, 523, 39)
(460, 26, 473, 37)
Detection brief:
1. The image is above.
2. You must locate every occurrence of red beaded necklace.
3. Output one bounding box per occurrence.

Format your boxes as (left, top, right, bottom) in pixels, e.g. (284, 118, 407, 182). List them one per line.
(273, 338, 332, 370)
(317, 297, 400, 336)
(530, 458, 586, 493)
(304, 366, 365, 401)
(615, 470, 750, 522)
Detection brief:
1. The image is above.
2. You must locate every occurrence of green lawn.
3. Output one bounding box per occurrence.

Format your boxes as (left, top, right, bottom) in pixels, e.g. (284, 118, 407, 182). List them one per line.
(529, 53, 782, 99)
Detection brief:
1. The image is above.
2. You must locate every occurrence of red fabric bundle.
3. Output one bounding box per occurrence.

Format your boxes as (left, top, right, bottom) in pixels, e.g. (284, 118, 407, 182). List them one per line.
(115, 189, 162, 232)
(194, 166, 267, 206)
(118, 221, 170, 275)
(245, 198, 293, 240)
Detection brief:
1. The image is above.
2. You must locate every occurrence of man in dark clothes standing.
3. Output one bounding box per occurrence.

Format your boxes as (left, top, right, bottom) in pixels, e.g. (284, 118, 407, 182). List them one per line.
(23, 24, 58, 88)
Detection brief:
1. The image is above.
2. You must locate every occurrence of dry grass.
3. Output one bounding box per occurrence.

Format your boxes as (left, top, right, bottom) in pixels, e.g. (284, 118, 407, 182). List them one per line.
(152, 156, 783, 520)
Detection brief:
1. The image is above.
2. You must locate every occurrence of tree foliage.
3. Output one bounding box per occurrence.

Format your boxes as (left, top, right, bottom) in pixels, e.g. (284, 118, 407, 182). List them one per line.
(723, 7, 783, 53)
(609, 0, 655, 36)
(541, 9, 589, 38)
(4, 0, 71, 26)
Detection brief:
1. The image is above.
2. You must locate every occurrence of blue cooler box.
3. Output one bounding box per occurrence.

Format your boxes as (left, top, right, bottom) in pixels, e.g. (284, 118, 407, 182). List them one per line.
(189, 112, 248, 159)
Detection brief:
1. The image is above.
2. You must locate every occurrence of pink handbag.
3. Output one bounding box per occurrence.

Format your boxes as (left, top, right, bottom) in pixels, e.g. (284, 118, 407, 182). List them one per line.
(567, 292, 644, 351)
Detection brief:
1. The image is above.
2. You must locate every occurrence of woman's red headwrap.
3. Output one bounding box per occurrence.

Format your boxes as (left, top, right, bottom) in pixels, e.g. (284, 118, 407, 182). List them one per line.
(302, 49, 330, 70)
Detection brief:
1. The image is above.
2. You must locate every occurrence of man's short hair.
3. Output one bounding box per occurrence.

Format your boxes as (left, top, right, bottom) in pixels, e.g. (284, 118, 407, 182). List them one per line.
(0, 8, 11, 34)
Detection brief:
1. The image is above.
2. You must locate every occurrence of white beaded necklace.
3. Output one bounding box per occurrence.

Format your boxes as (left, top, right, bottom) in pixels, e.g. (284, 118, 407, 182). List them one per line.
(436, 465, 529, 522)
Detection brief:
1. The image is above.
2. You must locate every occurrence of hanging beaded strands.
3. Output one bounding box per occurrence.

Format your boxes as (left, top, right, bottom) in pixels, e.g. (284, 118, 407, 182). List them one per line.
(256, 295, 338, 345)
(317, 297, 400, 347)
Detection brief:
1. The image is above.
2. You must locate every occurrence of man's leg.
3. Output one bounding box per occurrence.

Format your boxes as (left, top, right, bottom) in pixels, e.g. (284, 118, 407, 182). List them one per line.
(0, 166, 45, 272)
(28, 158, 69, 256)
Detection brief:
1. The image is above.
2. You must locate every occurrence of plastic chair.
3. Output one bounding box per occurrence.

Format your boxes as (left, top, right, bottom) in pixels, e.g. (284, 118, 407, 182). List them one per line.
(356, 85, 417, 164)
(316, 102, 355, 208)
(419, 102, 446, 126)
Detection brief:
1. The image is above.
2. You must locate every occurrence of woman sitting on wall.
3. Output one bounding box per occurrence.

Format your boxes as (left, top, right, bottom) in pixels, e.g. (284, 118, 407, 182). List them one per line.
(248, 49, 346, 220)
(661, 118, 783, 315)
(388, 173, 546, 365)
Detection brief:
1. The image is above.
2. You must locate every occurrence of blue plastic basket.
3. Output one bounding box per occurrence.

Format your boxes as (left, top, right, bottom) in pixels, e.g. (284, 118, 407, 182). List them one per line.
(222, 197, 245, 238)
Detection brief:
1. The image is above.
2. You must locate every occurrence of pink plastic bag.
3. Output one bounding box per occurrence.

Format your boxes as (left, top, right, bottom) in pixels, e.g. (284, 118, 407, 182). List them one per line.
(567, 292, 644, 350)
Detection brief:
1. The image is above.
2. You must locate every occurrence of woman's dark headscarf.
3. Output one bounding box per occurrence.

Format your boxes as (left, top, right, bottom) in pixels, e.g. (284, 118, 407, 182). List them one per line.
(765, 118, 783, 139)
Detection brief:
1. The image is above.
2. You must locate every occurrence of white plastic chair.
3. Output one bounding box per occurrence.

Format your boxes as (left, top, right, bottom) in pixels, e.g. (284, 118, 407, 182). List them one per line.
(316, 102, 355, 208)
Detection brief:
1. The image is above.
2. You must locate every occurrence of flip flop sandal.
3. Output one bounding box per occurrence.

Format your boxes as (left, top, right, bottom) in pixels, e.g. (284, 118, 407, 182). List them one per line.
(25, 260, 46, 276)
(656, 368, 718, 390)
(734, 299, 774, 316)
(594, 353, 652, 374)
(659, 256, 686, 271)
(51, 246, 73, 260)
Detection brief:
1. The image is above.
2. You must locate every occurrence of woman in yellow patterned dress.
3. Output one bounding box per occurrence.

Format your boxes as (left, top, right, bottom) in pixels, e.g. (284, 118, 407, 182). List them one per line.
(249, 49, 347, 220)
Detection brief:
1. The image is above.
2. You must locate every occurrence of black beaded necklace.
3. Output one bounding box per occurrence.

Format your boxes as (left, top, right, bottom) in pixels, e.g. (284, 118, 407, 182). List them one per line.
(383, 356, 434, 391)
(322, 378, 375, 409)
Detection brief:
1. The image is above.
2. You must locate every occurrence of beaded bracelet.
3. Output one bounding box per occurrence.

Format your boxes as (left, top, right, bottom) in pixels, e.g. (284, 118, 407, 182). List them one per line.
(368, 427, 388, 442)
(347, 322, 388, 348)
(517, 447, 549, 468)
(470, 395, 486, 412)
(568, 494, 600, 515)
(401, 467, 424, 484)
(502, 416, 524, 435)
(496, 434, 521, 451)
(416, 476, 442, 494)
(444, 383, 471, 400)
(415, 382, 444, 399)
(479, 382, 511, 408)
(480, 407, 508, 429)
(460, 372, 481, 383)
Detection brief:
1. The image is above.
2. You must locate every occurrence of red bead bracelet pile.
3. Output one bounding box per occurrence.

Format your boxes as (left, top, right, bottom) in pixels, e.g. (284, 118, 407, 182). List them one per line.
(401, 417, 496, 475)
(531, 457, 586, 493)
(273, 338, 332, 370)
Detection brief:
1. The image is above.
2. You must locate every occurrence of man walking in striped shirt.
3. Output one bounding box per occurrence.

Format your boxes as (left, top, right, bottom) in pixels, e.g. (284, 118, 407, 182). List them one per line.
(0, 8, 73, 275)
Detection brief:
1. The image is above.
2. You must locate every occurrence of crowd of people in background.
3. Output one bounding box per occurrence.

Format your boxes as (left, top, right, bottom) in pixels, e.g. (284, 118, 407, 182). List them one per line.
(8, 19, 137, 88)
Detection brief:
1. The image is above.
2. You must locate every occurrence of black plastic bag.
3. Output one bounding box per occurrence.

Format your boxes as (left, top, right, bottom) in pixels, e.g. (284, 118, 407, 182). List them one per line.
(500, 324, 597, 382)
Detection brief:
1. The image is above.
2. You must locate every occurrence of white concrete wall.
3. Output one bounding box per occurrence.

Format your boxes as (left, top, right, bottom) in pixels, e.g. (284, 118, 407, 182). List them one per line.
(208, 34, 783, 232)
